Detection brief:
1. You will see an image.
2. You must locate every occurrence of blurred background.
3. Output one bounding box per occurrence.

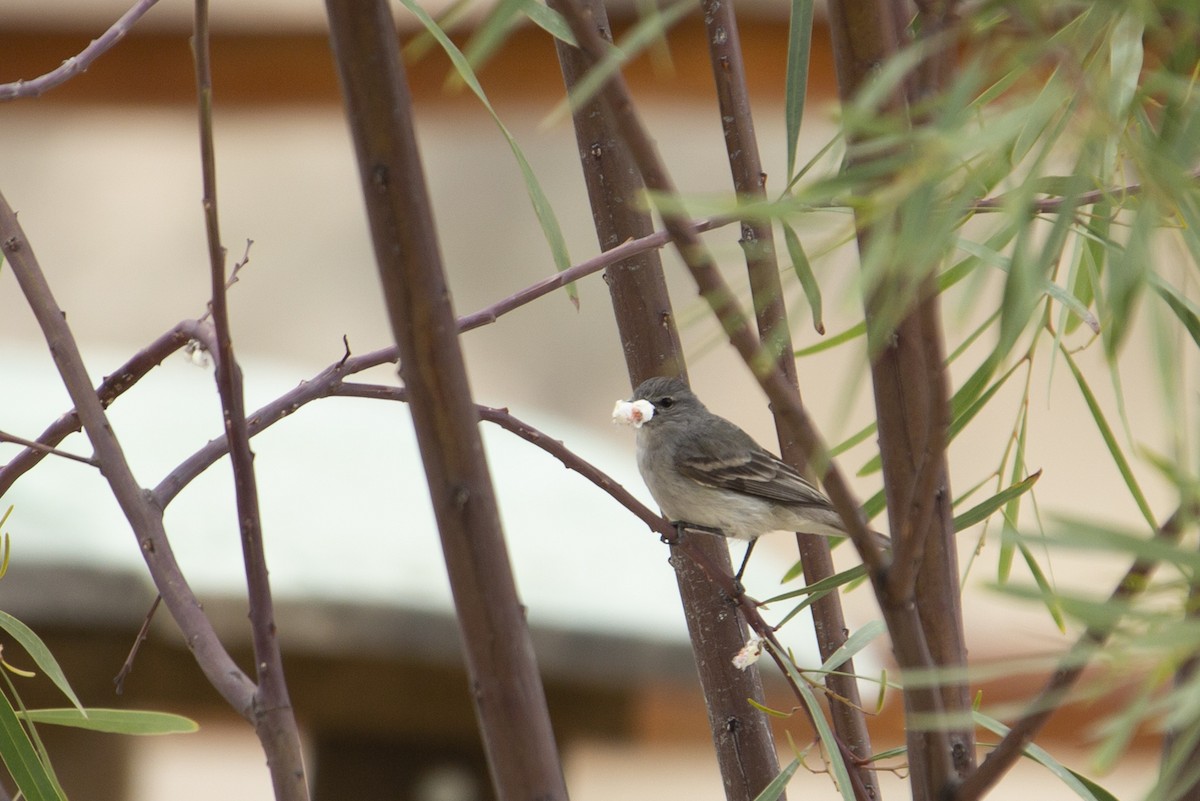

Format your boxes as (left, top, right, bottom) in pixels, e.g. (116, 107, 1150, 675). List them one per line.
(0, 0, 1184, 799)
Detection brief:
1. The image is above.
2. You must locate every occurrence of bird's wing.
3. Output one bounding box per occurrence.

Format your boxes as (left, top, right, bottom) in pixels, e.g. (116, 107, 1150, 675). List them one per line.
(674, 423, 834, 509)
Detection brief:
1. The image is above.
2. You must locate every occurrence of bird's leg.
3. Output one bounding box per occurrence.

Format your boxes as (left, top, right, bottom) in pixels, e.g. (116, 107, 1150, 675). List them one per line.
(734, 539, 757, 585)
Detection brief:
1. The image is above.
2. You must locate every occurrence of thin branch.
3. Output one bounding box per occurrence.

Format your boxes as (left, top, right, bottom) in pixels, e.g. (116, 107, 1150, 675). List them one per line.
(0, 0, 161, 102)
(0, 431, 96, 468)
(953, 507, 1192, 801)
(457, 214, 729, 333)
(973, 165, 1200, 213)
(701, 0, 878, 788)
(192, 3, 307, 798)
(0, 318, 217, 498)
(0, 189, 256, 718)
(113, 595, 161, 695)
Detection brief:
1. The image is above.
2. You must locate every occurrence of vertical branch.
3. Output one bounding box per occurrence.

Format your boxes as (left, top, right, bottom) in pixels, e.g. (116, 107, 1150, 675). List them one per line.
(191, 4, 309, 799)
(700, 0, 878, 786)
(550, 3, 783, 799)
(824, 0, 973, 797)
(324, 3, 568, 800)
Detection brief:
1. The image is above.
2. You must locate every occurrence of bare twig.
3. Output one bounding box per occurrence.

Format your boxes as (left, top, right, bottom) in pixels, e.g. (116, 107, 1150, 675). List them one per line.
(113, 595, 161, 695)
(192, 3, 307, 798)
(973, 166, 1200, 213)
(457, 214, 729, 333)
(0, 318, 217, 498)
(0, 0, 161, 102)
(0, 431, 96, 468)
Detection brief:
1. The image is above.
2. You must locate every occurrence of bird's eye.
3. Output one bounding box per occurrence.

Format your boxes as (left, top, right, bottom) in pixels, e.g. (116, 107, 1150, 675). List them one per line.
(659, 396, 674, 409)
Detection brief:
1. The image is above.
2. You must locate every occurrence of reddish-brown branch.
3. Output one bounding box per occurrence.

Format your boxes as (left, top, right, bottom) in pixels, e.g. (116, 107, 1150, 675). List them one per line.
(701, 0, 878, 787)
(325, 1, 567, 798)
(549, 2, 783, 797)
(192, 4, 307, 798)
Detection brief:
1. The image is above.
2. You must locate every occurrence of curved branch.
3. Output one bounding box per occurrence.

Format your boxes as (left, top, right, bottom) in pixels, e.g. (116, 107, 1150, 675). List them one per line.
(0, 319, 217, 497)
(0, 0, 161, 102)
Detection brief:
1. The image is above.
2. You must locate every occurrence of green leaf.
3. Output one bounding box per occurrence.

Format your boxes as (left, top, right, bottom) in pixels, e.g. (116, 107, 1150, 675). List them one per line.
(1060, 346, 1157, 530)
(817, 619, 885, 673)
(397, 0, 576, 299)
(829, 420, 875, 458)
(769, 643, 856, 801)
(781, 222, 824, 334)
(769, 565, 868, 628)
(462, 0, 533, 72)
(0, 611, 83, 713)
(1150, 276, 1200, 351)
(21, 709, 198, 736)
(522, 2, 576, 46)
(783, 0, 815, 181)
(1015, 539, 1066, 632)
(0, 690, 65, 801)
(794, 321, 865, 357)
(542, 0, 693, 129)
(975, 711, 1113, 801)
(752, 757, 800, 801)
(953, 470, 1042, 532)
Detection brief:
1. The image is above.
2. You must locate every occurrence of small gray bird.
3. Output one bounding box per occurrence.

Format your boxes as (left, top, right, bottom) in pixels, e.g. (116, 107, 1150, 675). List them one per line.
(614, 376, 874, 576)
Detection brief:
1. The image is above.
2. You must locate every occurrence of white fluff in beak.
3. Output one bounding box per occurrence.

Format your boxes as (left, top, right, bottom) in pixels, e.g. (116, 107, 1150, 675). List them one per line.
(611, 398, 655, 428)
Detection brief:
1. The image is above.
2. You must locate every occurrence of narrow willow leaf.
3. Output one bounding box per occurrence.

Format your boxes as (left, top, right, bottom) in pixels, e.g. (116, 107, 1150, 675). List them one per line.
(817, 619, 885, 673)
(747, 698, 795, 719)
(522, 2, 576, 45)
(752, 757, 800, 801)
(1151, 279, 1200, 350)
(0, 691, 65, 801)
(770, 565, 869, 627)
(1060, 347, 1157, 530)
(953, 470, 1042, 532)
(949, 358, 1023, 445)
(794, 321, 864, 357)
(1103, 202, 1152, 358)
(770, 644, 856, 801)
(781, 221, 824, 334)
(783, 0, 815, 181)
(1017, 540, 1066, 631)
(998, 403, 1030, 583)
(1065, 203, 1107, 334)
(542, 0, 693, 129)
(829, 420, 875, 458)
(862, 488, 886, 521)
(22, 709, 198, 736)
(397, 0, 576, 298)
(0, 612, 83, 713)
(975, 711, 1110, 801)
(954, 236, 1099, 335)
(462, 0, 531, 73)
